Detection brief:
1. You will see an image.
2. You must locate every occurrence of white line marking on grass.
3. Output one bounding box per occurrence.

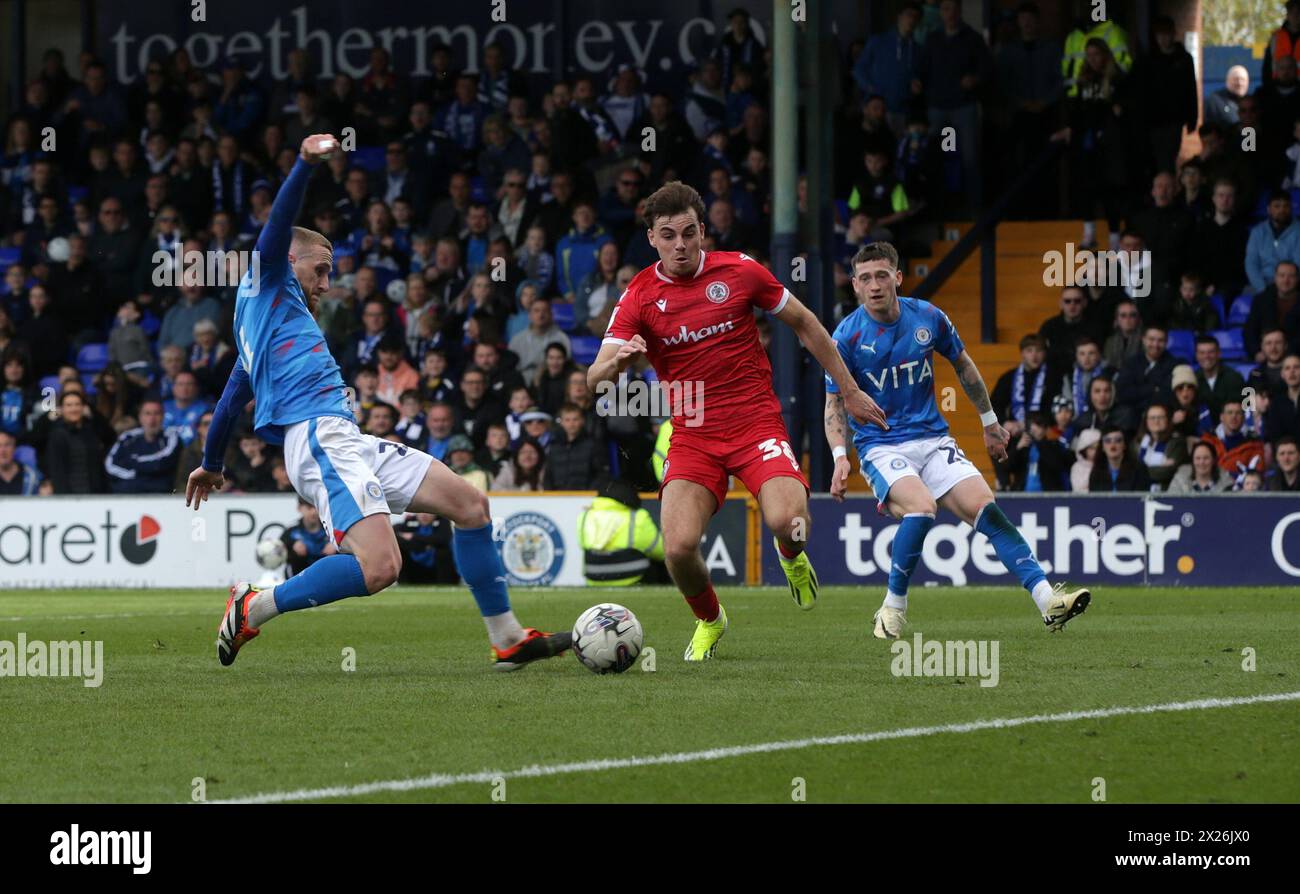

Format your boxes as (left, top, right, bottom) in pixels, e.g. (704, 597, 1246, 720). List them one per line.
(213, 689, 1300, 804)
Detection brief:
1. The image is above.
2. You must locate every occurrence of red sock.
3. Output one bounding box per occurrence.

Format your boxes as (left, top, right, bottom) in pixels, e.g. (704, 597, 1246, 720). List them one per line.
(683, 583, 720, 622)
(777, 540, 803, 560)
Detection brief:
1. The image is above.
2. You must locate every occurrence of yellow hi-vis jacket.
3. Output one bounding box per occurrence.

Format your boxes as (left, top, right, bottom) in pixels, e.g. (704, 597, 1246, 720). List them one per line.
(653, 419, 672, 482)
(579, 496, 664, 586)
(1062, 20, 1132, 97)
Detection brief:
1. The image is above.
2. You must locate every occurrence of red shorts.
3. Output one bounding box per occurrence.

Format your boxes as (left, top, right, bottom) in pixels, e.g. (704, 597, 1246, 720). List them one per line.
(659, 414, 809, 512)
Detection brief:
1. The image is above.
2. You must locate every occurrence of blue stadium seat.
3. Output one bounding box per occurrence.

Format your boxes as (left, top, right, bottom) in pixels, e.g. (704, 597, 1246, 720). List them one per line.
(75, 342, 110, 373)
(351, 145, 386, 172)
(1230, 362, 1257, 380)
(1228, 293, 1253, 326)
(66, 185, 88, 208)
(80, 373, 97, 396)
(551, 301, 576, 332)
(469, 175, 490, 203)
(140, 310, 161, 338)
(1212, 328, 1246, 361)
(38, 375, 60, 394)
(14, 445, 37, 469)
(1166, 329, 1195, 362)
(1208, 293, 1225, 327)
(570, 335, 601, 366)
(0, 246, 20, 270)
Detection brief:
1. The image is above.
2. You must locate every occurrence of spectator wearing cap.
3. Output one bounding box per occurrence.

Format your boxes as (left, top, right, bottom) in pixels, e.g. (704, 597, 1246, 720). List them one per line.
(517, 407, 554, 450)
(545, 402, 609, 491)
(159, 282, 221, 352)
(1088, 425, 1151, 492)
(212, 57, 266, 142)
(1245, 191, 1300, 294)
(104, 398, 180, 494)
(1194, 334, 1244, 417)
(991, 334, 1062, 437)
(375, 336, 419, 407)
(1117, 325, 1177, 414)
(445, 433, 490, 492)
(1070, 427, 1101, 492)
(854, 3, 921, 134)
(1168, 363, 1212, 441)
(1244, 261, 1300, 360)
(1167, 439, 1231, 493)
(1267, 435, 1300, 491)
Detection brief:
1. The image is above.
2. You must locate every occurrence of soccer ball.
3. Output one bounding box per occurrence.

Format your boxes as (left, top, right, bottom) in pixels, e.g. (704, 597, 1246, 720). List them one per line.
(572, 603, 643, 674)
(255, 538, 287, 570)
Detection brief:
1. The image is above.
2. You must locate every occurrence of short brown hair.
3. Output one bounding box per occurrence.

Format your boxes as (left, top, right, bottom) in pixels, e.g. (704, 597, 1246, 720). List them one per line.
(642, 181, 706, 228)
(851, 241, 900, 271)
(291, 226, 332, 254)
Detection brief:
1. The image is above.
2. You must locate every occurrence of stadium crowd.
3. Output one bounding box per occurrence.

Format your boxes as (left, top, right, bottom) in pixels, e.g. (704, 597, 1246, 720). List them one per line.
(0, 0, 1297, 512)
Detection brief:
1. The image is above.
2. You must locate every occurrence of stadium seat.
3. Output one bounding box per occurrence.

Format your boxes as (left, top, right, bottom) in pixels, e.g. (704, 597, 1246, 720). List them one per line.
(1211, 328, 1246, 361)
(140, 311, 161, 338)
(551, 301, 576, 332)
(570, 335, 601, 366)
(80, 373, 97, 396)
(469, 175, 490, 203)
(1228, 293, 1253, 326)
(75, 342, 109, 374)
(1166, 329, 1195, 363)
(1230, 362, 1256, 380)
(14, 445, 37, 469)
(66, 185, 88, 208)
(351, 145, 385, 172)
(0, 246, 20, 270)
(38, 374, 60, 394)
(1208, 294, 1225, 328)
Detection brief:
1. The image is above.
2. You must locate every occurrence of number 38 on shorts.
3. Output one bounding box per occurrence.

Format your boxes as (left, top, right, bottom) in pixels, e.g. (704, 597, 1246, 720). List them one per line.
(757, 437, 800, 471)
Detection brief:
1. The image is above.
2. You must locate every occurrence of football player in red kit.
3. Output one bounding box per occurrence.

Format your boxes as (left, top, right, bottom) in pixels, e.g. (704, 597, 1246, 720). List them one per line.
(588, 181, 887, 660)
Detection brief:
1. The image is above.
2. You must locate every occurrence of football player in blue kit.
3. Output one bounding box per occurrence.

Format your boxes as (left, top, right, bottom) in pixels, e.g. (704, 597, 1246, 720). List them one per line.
(185, 134, 570, 670)
(824, 242, 1091, 638)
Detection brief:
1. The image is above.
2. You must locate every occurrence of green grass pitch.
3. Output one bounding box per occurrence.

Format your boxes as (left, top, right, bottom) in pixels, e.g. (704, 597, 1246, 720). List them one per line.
(1, 585, 1297, 803)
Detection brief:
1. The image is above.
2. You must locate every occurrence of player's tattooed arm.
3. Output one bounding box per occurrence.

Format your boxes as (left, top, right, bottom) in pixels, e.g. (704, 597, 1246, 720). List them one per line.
(953, 350, 994, 416)
(824, 392, 849, 449)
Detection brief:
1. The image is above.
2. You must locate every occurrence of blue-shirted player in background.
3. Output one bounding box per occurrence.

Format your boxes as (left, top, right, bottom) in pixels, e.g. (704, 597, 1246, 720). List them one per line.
(824, 242, 1091, 638)
(185, 134, 571, 670)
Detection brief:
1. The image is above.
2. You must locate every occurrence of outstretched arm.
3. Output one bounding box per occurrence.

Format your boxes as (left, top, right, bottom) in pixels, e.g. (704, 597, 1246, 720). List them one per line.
(952, 349, 1010, 462)
(774, 294, 888, 430)
(186, 361, 254, 509)
(253, 134, 338, 281)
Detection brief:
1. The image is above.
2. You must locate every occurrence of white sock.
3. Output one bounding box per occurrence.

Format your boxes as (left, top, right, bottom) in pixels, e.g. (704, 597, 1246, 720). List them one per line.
(1031, 580, 1054, 614)
(247, 588, 281, 627)
(884, 591, 907, 611)
(485, 611, 526, 650)
(1082, 221, 1095, 243)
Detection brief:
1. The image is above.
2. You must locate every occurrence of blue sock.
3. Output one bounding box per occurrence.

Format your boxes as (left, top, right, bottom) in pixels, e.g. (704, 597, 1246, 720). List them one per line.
(452, 523, 511, 617)
(888, 513, 935, 596)
(975, 502, 1047, 592)
(273, 553, 369, 613)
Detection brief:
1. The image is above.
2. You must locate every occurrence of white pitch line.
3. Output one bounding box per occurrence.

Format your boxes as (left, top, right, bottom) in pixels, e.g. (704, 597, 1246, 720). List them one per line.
(213, 689, 1300, 804)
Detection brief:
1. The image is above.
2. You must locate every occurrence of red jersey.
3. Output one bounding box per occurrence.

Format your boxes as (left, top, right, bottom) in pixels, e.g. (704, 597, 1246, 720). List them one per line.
(603, 250, 790, 436)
